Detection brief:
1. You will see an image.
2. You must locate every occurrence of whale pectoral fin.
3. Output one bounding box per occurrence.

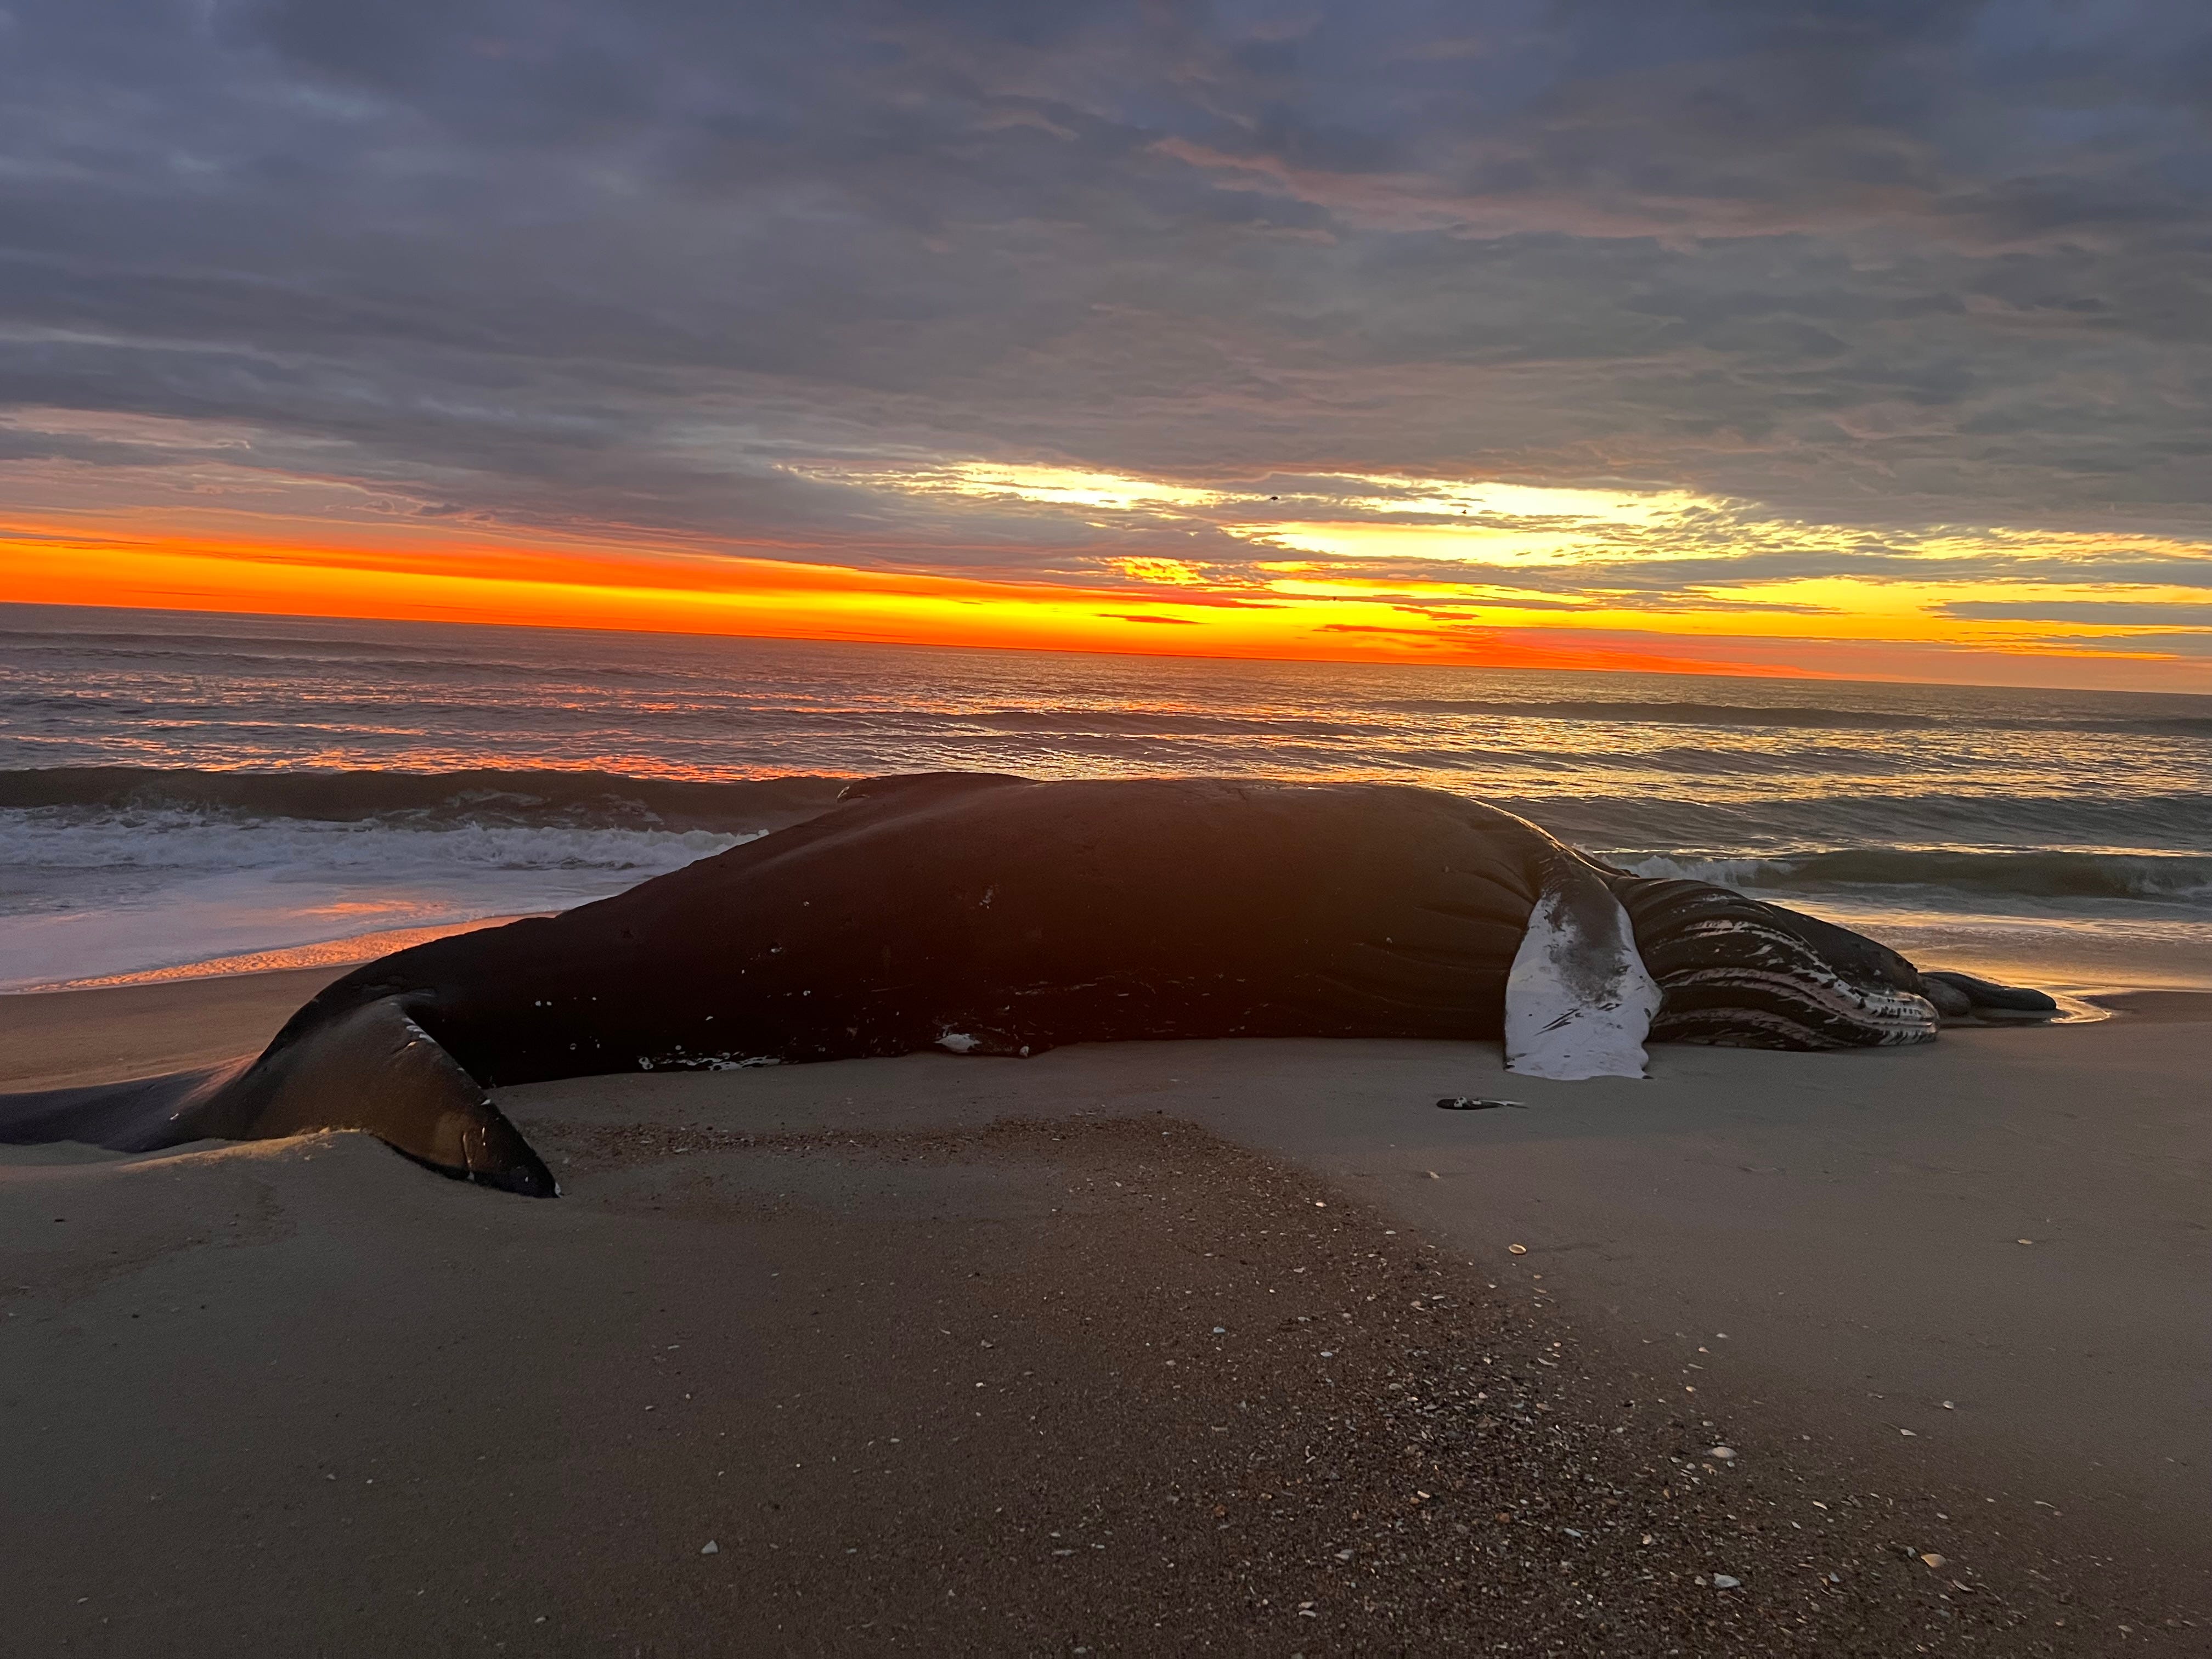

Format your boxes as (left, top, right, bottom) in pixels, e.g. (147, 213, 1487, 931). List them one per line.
(213, 997, 558, 1196)
(1503, 857, 1661, 1081)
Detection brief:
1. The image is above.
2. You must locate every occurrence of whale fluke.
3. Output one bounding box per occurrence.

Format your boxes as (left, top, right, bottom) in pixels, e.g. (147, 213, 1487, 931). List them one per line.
(0, 996, 555, 1195)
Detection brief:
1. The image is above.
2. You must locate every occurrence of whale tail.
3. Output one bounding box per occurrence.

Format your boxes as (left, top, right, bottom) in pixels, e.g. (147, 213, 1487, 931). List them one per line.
(0, 996, 556, 1196)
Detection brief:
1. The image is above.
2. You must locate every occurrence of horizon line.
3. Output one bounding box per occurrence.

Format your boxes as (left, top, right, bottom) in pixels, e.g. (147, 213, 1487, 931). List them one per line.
(15, 594, 2209, 701)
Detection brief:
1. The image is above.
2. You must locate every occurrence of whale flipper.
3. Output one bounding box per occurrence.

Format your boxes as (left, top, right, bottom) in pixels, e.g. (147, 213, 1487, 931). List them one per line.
(0, 997, 555, 1196)
(0, 1059, 251, 1153)
(1920, 969, 2059, 1022)
(1503, 855, 1662, 1081)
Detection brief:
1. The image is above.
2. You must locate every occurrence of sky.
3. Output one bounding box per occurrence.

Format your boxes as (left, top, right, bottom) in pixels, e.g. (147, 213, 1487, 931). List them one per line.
(3, 0, 2211, 689)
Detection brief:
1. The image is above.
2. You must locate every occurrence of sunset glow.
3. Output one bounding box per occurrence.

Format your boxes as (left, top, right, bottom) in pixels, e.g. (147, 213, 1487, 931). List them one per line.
(1, 0, 2207, 691)
(7, 450, 2209, 688)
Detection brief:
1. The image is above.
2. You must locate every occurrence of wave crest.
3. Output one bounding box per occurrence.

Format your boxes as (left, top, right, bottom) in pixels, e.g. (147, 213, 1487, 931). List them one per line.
(0, 766, 849, 832)
(1611, 848, 2212, 905)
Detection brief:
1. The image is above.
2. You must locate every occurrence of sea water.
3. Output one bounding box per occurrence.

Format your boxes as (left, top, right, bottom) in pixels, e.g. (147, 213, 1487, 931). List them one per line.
(3, 602, 2209, 992)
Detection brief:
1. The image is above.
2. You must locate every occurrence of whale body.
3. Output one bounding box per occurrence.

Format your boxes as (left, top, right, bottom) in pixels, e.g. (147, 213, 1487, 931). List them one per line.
(0, 775, 2053, 1195)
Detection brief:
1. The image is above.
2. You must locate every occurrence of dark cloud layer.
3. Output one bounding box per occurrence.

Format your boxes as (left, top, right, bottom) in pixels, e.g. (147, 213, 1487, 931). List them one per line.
(3, 0, 2211, 586)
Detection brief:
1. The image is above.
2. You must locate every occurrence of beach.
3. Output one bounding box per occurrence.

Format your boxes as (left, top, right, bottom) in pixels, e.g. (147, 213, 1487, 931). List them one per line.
(9, 612, 2212, 1001)
(12, 4, 2212, 1650)
(5, 611, 2209, 1652)
(4, 969, 2204, 1654)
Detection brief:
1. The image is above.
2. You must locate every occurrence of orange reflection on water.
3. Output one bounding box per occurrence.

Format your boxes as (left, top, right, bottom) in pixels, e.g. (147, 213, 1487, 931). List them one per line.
(34, 917, 529, 993)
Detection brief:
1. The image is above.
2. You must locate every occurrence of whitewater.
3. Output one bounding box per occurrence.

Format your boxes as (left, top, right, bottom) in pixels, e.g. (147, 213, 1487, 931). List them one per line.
(3, 602, 2209, 992)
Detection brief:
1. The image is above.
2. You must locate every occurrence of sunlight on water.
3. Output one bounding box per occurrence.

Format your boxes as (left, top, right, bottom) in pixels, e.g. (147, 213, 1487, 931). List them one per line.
(3, 604, 2209, 990)
(38, 917, 531, 991)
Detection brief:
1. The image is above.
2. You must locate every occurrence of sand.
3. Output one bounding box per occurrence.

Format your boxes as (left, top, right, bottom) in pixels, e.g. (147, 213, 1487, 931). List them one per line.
(0, 966, 343, 1090)
(3, 973, 2206, 1654)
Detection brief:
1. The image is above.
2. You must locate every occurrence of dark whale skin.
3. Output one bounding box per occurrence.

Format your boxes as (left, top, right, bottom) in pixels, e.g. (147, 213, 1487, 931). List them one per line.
(7, 774, 2041, 1195)
(274, 774, 1558, 1085)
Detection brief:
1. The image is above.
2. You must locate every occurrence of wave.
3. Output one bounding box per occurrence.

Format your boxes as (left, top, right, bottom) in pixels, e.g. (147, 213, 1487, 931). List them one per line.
(960, 708, 1376, 738)
(5, 767, 2210, 908)
(1514, 791, 2212, 854)
(0, 766, 851, 832)
(1609, 848, 2212, 906)
(0, 806, 759, 879)
(1380, 699, 1942, 729)
(1379, 698, 2212, 738)
(0, 628, 445, 657)
(8, 768, 2211, 855)
(2090, 715, 2212, 738)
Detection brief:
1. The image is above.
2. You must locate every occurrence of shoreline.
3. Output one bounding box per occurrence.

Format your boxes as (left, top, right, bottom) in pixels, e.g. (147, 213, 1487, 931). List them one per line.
(3, 962, 2205, 1094)
(4, 970, 2206, 1651)
(12, 867, 2208, 1004)
(1, 915, 534, 996)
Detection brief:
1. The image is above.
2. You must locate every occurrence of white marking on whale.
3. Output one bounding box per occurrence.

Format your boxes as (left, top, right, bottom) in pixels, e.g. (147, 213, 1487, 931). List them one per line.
(1504, 862, 1662, 1081)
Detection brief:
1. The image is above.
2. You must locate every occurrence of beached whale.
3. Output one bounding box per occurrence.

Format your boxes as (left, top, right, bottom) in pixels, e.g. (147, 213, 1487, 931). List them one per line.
(0, 774, 2054, 1195)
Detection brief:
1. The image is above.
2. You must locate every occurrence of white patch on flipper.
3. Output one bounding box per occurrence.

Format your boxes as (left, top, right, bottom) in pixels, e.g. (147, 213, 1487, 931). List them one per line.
(1504, 865, 1661, 1081)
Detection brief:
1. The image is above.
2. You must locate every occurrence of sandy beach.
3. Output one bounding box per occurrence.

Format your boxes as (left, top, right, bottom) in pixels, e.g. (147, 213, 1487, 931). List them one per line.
(13, 0, 2212, 1649)
(3, 970, 2206, 1655)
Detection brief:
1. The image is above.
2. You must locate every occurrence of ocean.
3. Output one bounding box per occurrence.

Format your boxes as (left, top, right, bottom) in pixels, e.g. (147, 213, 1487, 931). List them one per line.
(4, 602, 2209, 994)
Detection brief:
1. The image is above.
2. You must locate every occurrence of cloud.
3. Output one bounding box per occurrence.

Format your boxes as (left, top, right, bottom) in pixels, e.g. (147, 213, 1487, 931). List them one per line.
(0, 0, 2208, 680)
(1940, 600, 2212, 626)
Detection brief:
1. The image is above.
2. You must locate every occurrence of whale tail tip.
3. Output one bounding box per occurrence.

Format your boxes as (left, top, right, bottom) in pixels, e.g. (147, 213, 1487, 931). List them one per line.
(0, 996, 556, 1197)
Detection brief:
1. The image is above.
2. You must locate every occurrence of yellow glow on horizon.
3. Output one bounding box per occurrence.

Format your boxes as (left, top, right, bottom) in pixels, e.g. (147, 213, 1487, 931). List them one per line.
(809, 458, 1724, 541)
(1237, 520, 1599, 565)
(1910, 528, 2212, 562)
(1113, 556, 1214, 585)
(5, 442, 2210, 690)
(0, 518, 1792, 675)
(1321, 475, 1720, 524)
(803, 460, 1229, 512)
(1262, 574, 1559, 601)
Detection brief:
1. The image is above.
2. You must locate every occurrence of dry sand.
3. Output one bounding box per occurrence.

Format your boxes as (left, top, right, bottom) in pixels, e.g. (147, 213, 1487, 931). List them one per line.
(2, 971, 2206, 1655)
(0, 966, 342, 1090)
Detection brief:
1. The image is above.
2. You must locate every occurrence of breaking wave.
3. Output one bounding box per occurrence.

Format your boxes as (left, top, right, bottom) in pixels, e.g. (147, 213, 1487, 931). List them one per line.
(8, 768, 2209, 921)
(1383, 698, 2212, 737)
(0, 766, 849, 833)
(1609, 848, 2212, 907)
(1381, 698, 1942, 729)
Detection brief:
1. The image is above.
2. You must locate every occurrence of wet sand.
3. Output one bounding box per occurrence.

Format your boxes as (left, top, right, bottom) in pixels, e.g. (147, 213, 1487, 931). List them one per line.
(2, 973, 2206, 1654)
(0, 966, 343, 1091)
